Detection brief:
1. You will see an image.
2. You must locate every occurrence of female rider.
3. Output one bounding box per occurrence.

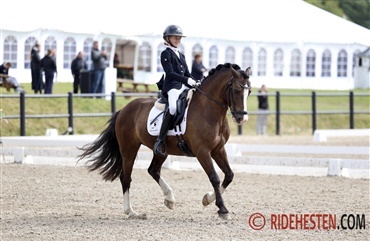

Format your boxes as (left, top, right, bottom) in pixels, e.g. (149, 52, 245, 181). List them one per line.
(153, 25, 200, 156)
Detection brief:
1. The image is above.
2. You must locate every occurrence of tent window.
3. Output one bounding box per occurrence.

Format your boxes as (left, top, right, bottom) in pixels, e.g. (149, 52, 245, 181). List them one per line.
(138, 42, 151, 72)
(102, 38, 112, 67)
(44, 36, 57, 55)
(359, 58, 362, 67)
(290, 49, 301, 77)
(192, 44, 203, 58)
(24, 37, 38, 69)
(225, 46, 235, 64)
(321, 50, 331, 77)
(209, 45, 218, 69)
(83, 38, 94, 70)
(337, 49, 347, 77)
(242, 47, 253, 75)
(157, 43, 166, 72)
(3, 36, 18, 69)
(306, 49, 316, 77)
(274, 48, 284, 76)
(63, 37, 76, 69)
(258, 48, 267, 76)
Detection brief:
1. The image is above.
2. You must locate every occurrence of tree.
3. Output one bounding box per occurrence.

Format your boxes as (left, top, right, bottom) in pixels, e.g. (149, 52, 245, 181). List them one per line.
(305, 0, 370, 29)
(339, 0, 370, 29)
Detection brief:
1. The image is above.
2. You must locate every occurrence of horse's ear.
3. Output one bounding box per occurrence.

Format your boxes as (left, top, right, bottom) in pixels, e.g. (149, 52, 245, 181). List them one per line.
(231, 66, 241, 79)
(245, 67, 251, 77)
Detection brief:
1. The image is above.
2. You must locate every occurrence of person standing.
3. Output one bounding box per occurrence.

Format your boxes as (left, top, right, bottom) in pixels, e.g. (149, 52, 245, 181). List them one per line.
(153, 25, 200, 156)
(191, 53, 207, 81)
(71, 51, 87, 93)
(41, 49, 57, 94)
(256, 84, 269, 135)
(114, 53, 124, 78)
(91, 41, 107, 94)
(30, 43, 43, 94)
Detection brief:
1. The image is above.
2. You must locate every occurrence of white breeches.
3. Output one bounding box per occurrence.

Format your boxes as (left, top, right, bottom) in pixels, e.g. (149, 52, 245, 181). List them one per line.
(167, 84, 189, 115)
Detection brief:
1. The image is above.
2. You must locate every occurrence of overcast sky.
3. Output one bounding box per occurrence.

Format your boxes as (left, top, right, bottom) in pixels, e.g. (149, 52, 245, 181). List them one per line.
(1, 0, 370, 45)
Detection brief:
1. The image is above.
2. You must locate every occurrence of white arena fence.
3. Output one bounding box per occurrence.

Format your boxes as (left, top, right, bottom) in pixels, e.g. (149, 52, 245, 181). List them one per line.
(1, 135, 368, 179)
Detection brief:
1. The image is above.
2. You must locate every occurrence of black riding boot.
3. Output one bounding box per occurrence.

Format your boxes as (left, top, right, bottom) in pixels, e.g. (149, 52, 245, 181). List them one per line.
(153, 111, 174, 156)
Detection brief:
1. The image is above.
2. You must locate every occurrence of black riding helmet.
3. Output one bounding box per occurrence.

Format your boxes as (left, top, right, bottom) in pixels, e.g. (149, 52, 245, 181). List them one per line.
(163, 25, 186, 46)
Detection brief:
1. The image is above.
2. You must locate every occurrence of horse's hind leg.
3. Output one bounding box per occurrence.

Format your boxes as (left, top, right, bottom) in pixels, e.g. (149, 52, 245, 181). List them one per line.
(148, 154, 175, 210)
(202, 147, 234, 208)
(119, 142, 145, 219)
(120, 171, 138, 217)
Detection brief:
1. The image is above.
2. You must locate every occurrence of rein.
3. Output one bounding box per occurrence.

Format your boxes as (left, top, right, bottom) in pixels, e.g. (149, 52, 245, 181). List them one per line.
(194, 85, 228, 109)
(194, 77, 251, 116)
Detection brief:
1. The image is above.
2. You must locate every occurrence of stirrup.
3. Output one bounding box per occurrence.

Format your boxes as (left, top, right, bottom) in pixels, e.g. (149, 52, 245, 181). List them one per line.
(154, 140, 167, 156)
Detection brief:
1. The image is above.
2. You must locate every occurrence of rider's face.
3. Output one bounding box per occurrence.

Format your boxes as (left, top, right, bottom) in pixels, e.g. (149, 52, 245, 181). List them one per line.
(169, 36, 182, 48)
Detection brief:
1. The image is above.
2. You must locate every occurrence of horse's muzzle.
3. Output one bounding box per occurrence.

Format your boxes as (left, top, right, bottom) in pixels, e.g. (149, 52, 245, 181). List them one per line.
(232, 114, 248, 125)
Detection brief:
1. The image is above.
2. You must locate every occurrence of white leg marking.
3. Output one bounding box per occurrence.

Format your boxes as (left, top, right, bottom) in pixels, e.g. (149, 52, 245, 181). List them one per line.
(159, 177, 175, 209)
(123, 191, 138, 217)
(202, 186, 225, 206)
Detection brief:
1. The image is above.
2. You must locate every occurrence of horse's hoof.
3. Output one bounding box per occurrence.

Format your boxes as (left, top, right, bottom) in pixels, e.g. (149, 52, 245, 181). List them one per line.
(218, 211, 229, 220)
(164, 199, 175, 210)
(202, 193, 211, 206)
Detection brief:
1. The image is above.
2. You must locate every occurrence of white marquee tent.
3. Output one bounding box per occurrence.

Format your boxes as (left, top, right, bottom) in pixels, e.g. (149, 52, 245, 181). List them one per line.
(1, 0, 370, 91)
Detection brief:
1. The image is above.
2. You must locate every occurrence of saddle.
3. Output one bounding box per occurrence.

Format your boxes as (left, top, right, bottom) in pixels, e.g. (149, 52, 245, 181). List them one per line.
(152, 88, 195, 157)
(155, 89, 194, 129)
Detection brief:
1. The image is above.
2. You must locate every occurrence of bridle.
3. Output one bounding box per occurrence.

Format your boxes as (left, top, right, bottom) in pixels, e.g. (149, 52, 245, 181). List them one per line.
(194, 76, 251, 118)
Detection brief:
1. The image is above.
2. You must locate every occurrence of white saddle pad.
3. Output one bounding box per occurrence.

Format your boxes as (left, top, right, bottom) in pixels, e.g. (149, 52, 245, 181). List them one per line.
(147, 89, 195, 136)
(147, 107, 189, 136)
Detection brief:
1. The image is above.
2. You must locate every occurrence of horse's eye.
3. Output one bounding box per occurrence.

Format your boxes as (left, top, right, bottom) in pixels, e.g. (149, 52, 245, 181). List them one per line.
(233, 89, 241, 94)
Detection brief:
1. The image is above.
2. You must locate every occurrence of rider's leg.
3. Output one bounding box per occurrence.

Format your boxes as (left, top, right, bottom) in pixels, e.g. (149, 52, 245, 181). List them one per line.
(153, 89, 178, 156)
(153, 110, 174, 156)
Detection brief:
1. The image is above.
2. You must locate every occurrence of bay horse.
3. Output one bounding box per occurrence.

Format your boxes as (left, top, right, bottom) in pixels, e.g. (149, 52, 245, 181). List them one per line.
(78, 63, 251, 219)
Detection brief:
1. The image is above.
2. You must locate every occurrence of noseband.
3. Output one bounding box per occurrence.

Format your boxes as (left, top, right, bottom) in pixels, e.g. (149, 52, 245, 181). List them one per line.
(195, 77, 251, 118)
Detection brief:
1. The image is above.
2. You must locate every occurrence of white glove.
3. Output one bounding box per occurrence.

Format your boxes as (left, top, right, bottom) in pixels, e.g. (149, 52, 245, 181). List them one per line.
(187, 78, 200, 87)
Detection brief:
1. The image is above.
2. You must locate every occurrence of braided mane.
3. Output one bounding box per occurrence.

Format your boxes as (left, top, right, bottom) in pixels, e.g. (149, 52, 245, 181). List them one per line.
(202, 63, 248, 82)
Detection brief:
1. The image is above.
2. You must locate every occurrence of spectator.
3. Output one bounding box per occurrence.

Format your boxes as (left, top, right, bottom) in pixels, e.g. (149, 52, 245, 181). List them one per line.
(114, 53, 124, 78)
(41, 49, 57, 94)
(51, 49, 57, 62)
(91, 41, 107, 94)
(191, 53, 207, 81)
(30, 43, 43, 94)
(0, 62, 24, 93)
(71, 51, 87, 93)
(256, 84, 269, 135)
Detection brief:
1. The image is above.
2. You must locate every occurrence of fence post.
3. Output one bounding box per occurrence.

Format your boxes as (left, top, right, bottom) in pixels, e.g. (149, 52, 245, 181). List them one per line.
(312, 91, 317, 134)
(276, 91, 280, 135)
(68, 92, 74, 135)
(238, 125, 242, 135)
(111, 92, 116, 115)
(20, 92, 26, 136)
(349, 91, 354, 129)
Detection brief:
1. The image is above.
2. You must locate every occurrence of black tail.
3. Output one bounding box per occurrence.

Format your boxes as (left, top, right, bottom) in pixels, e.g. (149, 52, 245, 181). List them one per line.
(77, 111, 122, 182)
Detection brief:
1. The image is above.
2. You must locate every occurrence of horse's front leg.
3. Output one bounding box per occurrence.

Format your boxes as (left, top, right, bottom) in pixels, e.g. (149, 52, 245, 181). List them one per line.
(148, 154, 175, 209)
(196, 149, 229, 219)
(202, 146, 234, 207)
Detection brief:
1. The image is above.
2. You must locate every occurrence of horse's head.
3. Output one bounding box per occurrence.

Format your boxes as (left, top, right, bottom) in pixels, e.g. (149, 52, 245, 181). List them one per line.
(196, 64, 251, 125)
(226, 66, 252, 125)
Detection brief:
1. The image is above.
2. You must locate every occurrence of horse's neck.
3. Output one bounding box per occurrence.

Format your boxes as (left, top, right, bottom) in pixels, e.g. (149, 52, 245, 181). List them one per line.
(192, 71, 230, 122)
(201, 71, 230, 105)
